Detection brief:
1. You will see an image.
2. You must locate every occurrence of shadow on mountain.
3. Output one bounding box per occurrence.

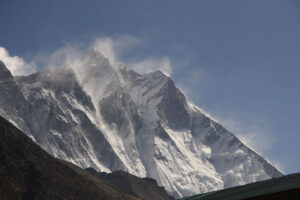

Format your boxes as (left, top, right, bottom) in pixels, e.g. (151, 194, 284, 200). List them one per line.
(179, 172, 300, 200)
(0, 114, 172, 200)
(86, 168, 175, 200)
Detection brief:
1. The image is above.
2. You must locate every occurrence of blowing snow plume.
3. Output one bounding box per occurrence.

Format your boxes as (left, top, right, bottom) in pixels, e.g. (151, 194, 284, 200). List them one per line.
(0, 38, 283, 198)
(0, 47, 37, 76)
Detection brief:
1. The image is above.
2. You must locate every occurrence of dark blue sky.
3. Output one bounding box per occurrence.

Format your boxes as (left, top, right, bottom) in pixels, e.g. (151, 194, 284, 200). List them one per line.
(1, 0, 300, 173)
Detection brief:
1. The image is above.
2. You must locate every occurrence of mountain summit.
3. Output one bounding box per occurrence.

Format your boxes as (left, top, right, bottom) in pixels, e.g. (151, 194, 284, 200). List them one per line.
(0, 52, 282, 197)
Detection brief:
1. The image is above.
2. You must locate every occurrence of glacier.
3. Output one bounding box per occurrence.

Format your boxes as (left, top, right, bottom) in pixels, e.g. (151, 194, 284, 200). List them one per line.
(0, 52, 282, 198)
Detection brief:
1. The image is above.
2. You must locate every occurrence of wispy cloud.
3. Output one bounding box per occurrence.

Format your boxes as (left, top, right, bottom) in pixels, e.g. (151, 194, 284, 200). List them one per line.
(217, 117, 275, 154)
(177, 68, 207, 104)
(5, 35, 172, 76)
(92, 35, 141, 66)
(130, 57, 172, 76)
(0, 47, 37, 76)
(92, 36, 173, 75)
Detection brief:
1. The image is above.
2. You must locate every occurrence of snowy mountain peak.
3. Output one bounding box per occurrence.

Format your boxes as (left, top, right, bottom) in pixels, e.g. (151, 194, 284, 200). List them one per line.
(84, 49, 116, 73)
(0, 60, 14, 80)
(0, 56, 283, 198)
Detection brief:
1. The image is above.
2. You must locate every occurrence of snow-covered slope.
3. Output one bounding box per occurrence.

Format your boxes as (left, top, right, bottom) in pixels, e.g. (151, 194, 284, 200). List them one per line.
(0, 52, 282, 197)
(0, 61, 31, 135)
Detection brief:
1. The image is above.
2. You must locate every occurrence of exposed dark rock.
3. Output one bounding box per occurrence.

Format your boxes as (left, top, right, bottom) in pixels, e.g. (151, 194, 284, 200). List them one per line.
(86, 168, 175, 200)
(0, 115, 138, 200)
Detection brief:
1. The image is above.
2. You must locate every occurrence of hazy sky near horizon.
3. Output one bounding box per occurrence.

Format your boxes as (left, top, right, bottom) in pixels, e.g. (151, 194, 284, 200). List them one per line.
(1, 0, 300, 173)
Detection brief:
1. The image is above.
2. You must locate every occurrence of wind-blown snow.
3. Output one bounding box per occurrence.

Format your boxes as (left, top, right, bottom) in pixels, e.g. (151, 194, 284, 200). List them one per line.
(0, 51, 283, 198)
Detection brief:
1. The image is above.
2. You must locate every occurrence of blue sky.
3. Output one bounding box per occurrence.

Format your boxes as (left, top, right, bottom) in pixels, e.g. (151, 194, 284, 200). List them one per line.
(1, 0, 299, 173)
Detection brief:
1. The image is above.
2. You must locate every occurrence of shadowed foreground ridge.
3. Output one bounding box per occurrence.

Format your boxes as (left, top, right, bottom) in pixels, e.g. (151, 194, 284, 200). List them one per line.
(86, 168, 175, 200)
(0, 115, 138, 200)
(179, 172, 300, 200)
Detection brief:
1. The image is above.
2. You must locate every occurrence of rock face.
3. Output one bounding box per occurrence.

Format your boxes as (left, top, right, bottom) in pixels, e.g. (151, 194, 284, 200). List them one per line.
(0, 61, 30, 134)
(0, 51, 283, 198)
(0, 115, 138, 200)
(86, 168, 175, 200)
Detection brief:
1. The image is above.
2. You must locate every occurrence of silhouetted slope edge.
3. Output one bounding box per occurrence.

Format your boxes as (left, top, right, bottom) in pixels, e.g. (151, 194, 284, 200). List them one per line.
(0, 115, 138, 200)
(179, 172, 300, 200)
(86, 168, 175, 200)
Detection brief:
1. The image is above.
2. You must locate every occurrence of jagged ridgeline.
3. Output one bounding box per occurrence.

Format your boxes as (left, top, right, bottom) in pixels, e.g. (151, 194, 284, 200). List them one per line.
(0, 52, 282, 198)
